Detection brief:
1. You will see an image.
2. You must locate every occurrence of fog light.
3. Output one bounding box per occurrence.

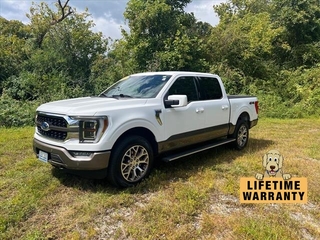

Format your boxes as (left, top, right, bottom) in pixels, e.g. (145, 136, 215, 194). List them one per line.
(70, 151, 92, 158)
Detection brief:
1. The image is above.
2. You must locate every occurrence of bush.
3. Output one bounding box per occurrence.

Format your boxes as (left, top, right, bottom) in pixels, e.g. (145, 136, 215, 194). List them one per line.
(211, 64, 320, 119)
(0, 94, 39, 127)
(253, 66, 320, 118)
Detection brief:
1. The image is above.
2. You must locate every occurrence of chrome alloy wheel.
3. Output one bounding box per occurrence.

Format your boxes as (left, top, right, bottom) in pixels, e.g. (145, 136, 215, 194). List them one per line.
(237, 124, 248, 147)
(120, 145, 149, 182)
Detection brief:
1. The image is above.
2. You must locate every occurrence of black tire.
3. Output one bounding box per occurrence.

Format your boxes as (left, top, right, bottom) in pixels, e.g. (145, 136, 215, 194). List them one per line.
(107, 135, 154, 188)
(232, 120, 249, 150)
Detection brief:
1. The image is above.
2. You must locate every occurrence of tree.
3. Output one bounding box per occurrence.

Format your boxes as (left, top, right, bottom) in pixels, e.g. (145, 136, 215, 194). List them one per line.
(214, 0, 320, 69)
(209, 11, 282, 83)
(4, 0, 108, 101)
(214, 0, 272, 23)
(121, 0, 210, 72)
(89, 38, 138, 94)
(271, 0, 320, 67)
(0, 18, 29, 93)
(27, 0, 73, 48)
(210, 0, 281, 94)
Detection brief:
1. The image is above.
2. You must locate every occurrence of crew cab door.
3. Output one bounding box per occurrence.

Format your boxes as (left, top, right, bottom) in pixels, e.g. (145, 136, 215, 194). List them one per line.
(161, 76, 205, 151)
(197, 76, 230, 138)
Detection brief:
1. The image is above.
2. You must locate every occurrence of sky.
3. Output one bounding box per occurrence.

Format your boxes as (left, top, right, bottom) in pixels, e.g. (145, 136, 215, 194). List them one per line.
(0, 0, 226, 39)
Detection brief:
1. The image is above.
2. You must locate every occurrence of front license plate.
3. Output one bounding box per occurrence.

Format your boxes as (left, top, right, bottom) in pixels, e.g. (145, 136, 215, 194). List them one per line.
(38, 150, 48, 163)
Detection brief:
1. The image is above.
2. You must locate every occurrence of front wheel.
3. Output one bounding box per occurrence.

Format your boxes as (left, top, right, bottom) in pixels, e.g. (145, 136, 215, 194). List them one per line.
(107, 136, 154, 188)
(232, 120, 249, 150)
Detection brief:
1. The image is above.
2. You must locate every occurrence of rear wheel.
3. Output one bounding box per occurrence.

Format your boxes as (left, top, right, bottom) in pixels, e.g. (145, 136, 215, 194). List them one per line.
(233, 120, 249, 150)
(107, 136, 154, 187)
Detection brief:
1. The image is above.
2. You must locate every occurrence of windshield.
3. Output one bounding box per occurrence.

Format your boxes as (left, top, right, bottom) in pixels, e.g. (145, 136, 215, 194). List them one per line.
(100, 74, 172, 98)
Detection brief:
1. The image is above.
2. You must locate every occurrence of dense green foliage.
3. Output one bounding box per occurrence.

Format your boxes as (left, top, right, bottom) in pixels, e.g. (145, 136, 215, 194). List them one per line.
(1, 0, 319, 126)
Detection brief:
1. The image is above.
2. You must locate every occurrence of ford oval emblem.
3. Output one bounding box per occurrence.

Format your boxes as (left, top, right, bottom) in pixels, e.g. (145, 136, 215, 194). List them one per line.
(41, 122, 50, 131)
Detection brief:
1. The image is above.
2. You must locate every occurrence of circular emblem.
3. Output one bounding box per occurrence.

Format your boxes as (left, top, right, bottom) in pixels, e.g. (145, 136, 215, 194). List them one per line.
(41, 122, 50, 131)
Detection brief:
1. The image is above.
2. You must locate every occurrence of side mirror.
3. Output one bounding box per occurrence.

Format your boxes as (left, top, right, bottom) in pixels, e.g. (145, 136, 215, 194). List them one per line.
(165, 95, 188, 108)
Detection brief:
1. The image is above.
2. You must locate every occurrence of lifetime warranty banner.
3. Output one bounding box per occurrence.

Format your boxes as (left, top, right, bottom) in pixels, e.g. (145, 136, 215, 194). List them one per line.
(240, 177, 308, 203)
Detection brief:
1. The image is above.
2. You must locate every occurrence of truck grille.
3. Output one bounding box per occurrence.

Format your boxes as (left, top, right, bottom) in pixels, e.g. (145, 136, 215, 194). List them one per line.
(37, 127, 68, 140)
(36, 114, 70, 141)
(37, 115, 67, 128)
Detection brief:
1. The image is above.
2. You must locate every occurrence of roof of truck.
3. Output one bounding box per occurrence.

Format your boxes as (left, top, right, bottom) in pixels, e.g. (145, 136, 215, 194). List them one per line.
(131, 71, 217, 77)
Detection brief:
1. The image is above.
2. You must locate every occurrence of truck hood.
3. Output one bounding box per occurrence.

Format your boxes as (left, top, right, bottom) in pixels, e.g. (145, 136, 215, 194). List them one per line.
(37, 97, 148, 116)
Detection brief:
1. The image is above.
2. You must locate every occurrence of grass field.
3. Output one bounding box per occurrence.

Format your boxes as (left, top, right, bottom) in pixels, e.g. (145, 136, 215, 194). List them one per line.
(0, 118, 319, 239)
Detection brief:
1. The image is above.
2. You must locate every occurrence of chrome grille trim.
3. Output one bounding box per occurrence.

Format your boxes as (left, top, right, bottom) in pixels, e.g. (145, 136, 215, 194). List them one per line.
(37, 114, 67, 128)
(35, 112, 79, 141)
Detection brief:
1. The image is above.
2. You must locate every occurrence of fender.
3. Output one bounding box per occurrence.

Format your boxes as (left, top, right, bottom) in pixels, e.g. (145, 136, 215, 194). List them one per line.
(106, 118, 163, 150)
(229, 101, 257, 126)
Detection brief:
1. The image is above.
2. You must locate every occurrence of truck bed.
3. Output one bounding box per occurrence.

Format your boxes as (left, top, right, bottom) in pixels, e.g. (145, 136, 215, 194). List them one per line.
(228, 95, 256, 99)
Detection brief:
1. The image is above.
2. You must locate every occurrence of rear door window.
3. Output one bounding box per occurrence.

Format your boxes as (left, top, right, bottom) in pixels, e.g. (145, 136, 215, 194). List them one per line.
(198, 77, 223, 100)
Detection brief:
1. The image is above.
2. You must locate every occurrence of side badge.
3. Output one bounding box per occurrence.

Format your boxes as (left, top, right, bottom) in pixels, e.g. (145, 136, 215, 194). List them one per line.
(155, 109, 162, 126)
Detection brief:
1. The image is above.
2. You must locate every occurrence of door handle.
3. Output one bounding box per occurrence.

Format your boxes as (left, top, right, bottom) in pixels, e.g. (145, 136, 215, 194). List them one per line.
(222, 105, 229, 110)
(196, 108, 204, 113)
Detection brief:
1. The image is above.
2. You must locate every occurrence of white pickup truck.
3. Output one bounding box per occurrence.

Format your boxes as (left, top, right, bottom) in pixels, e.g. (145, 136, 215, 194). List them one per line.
(33, 71, 258, 187)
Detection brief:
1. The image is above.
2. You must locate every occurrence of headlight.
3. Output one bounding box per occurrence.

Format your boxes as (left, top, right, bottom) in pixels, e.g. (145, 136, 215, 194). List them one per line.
(72, 116, 108, 143)
(80, 120, 98, 141)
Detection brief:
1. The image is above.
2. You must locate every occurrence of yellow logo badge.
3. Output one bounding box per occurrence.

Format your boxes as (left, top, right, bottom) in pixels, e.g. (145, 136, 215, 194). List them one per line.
(240, 150, 307, 203)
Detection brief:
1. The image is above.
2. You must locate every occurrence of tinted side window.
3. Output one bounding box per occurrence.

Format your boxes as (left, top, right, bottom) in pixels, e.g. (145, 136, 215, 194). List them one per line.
(168, 77, 198, 102)
(198, 77, 223, 100)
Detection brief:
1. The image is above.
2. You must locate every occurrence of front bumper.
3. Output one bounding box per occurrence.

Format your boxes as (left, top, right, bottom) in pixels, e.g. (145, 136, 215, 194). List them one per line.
(33, 138, 111, 171)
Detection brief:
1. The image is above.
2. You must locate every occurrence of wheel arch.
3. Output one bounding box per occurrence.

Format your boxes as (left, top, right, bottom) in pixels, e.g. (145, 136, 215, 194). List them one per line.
(229, 112, 250, 135)
(237, 112, 250, 123)
(112, 127, 158, 157)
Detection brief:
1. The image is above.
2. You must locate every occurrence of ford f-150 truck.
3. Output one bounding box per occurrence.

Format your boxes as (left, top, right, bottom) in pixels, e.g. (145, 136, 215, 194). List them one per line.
(33, 71, 258, 187)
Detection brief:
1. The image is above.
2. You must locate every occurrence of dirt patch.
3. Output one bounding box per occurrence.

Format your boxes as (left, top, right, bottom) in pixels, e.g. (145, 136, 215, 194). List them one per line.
(94, 192, 156, 239)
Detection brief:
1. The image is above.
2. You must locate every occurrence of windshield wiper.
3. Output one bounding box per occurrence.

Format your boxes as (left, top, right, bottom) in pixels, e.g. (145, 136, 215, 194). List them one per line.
(99, 94, 114, 98)
(99, 94, 134, 99)
(112, 94, 133, 98)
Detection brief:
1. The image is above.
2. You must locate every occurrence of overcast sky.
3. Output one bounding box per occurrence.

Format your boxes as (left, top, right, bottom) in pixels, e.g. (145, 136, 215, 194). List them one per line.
(0, 0, 226, 39)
